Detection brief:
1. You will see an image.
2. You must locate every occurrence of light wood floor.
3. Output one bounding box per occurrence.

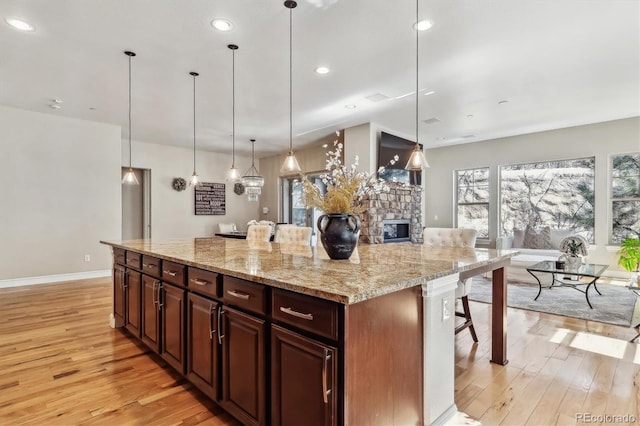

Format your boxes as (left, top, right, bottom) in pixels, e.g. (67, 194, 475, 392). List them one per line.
(0, 278, 638, 425)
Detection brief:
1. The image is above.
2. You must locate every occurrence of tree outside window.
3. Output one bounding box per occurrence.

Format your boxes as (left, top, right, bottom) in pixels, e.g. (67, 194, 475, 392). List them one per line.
(500, 157, 595, 242)
(456, 168, 490, 239)
(611, 153, 640, 243)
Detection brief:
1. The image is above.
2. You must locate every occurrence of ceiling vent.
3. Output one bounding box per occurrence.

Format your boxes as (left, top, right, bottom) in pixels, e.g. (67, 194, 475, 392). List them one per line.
(422, 117, 440, 124)
(365, 93, 390, 102)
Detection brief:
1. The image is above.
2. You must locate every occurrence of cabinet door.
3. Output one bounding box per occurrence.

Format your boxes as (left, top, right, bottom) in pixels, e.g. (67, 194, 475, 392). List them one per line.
(141, 275, 161, 353)
(125, 270, 141, 338)
(271, 325, 337, 426)
(187, 293, 219, 401)
(113, 265, 126, 327)
(220, 307, 266, 426)
(162, 282, 186, 374)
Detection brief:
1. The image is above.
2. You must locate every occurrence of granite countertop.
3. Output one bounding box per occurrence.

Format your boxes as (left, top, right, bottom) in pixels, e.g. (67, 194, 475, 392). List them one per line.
(100, 237, 517, 305)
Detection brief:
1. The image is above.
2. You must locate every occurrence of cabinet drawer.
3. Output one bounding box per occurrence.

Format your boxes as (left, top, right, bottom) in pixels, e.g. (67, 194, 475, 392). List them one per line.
(141, 255, 161, 277)
(162, 260, 186, 287)
(188, 267, 219, 298)
(125, 251, 141, 269)
(272, 289, 339, 341)
(222, 276, 266, 316)
(113, 248, 126, 265)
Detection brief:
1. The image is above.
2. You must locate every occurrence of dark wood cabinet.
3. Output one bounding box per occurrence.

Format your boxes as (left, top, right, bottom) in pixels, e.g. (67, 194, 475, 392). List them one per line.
(125, 270, 141, 338)
(141, 274, 161, 353)
(187, 292, 219, 401)
(113, 265, 126, 328)
(161, 282, 186, 374)
(271, 325, 337, 426)
(220, 306, 266, 426)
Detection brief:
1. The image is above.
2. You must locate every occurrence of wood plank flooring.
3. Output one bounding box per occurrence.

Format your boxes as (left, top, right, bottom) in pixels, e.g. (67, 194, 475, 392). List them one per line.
(0, 278, 638, 425)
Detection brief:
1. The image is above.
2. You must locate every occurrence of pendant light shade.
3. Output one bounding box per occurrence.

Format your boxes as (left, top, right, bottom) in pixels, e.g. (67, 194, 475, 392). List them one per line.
(280, 0, 302, 175)
(189, 71, 201, 187)
(405, 0, 430, 171)
(226, 44, 241, 182)
(122, 50, 139, 185)
(242, 139, 264, 202)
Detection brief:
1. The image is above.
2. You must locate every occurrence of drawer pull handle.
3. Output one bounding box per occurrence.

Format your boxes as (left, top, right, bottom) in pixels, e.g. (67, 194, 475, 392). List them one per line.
(143, 263, 156, 269)
(280, 307, 314, 321)
(227, 289, 250, 300)
(163, 269, 178, 277)
(191, 278, 210, 286)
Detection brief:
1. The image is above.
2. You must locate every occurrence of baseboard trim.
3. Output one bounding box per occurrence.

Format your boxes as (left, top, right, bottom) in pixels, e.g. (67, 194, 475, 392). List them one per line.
(0, 270, 112, 289)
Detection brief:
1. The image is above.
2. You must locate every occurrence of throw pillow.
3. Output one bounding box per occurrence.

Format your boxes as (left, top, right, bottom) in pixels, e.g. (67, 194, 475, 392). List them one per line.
(512, 228, 525, 248)
(522, 225, 553, 249)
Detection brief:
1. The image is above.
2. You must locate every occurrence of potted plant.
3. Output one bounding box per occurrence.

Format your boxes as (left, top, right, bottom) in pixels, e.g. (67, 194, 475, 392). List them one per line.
(617, 238, 640, 285)
(302, 132, 398, 259)
(558, 235, 589, 269)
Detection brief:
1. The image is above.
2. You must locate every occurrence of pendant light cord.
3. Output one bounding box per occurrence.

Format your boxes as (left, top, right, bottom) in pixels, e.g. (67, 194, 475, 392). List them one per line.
(289, 5, 293, 155)
(128, 54, 132, 168)
(193, 73, 196, 171)
(415, 0, 419, 148)
(232, 48, 236, 167)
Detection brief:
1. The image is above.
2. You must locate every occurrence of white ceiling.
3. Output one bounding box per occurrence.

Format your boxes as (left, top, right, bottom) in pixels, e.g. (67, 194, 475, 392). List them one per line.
(1, 0, 638, 157)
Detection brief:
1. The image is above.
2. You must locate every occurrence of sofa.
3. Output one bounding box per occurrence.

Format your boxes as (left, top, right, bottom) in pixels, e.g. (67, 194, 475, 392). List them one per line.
(496, 226, 580, 285)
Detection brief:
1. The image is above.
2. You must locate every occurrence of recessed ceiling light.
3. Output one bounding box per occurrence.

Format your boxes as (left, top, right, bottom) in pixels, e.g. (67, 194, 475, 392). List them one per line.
(467, 114, 474, 118)
(48, 104, 61, 110)
(423, 90, 435, 96)
(5, 17, 35, 32)
(210, 18, 233, 32)
(345, 104, 356, 109)
(498, 100, 509, 105)
(315, 66, 330, 75)
(413, 20, 433, 31)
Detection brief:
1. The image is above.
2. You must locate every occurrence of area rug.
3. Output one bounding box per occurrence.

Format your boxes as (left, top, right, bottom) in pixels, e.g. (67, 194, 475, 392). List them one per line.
(469, 277, 637, 327)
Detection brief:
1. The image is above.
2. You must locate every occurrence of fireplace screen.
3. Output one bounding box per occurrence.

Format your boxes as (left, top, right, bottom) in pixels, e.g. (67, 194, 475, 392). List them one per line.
(383, 219, 410, 243)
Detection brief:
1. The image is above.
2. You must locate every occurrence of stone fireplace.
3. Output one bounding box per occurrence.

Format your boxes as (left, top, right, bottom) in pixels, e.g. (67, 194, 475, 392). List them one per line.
(359, 184, 423, 244)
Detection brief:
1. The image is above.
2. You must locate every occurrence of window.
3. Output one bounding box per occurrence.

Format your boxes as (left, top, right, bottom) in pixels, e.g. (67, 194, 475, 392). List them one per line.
(611, 153, 640, 243)
(500, 157, 595, 242)
(456, 168, 490, 239)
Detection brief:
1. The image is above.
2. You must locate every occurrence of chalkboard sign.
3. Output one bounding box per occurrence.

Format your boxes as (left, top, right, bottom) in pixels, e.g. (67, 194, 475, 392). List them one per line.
(195, 182, 226, 215)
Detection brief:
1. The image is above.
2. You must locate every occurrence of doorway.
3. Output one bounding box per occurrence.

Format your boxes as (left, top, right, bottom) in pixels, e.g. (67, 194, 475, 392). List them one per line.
(122, 167, 151, 239)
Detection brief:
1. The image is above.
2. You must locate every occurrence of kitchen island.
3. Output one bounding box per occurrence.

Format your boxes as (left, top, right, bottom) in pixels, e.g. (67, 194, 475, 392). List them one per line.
(101, 237, 516, 426)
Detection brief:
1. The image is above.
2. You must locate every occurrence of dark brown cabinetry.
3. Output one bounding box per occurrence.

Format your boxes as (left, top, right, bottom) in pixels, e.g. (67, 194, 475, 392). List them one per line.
(111, 248, 343, 426)
(161, 282, 186, 373)
(113, 264, 126, 328)
(187, 292, 220, 401)
(125, 270, 141, 338)
(271, 325, 337, 426)
(141, 274, 161, 353)
(220, 306, 266, 426)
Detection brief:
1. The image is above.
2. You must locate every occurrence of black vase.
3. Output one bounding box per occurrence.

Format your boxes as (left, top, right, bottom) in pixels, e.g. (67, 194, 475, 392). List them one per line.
(317, 214, 361, 260)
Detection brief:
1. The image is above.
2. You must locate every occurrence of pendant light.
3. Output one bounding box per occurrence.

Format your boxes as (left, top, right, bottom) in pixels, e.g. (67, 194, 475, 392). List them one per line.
(225, 44, 241, 182)
(405, 0, 430, 171)
(280, 0, 302, 175)
(242, 139, 264, 202)
(122, 50, 139, 185)
(189, 71, 201, 186)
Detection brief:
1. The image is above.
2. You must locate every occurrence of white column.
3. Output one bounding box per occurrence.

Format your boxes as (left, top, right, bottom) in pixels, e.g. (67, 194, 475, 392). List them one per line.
(421, 273, 459, 425)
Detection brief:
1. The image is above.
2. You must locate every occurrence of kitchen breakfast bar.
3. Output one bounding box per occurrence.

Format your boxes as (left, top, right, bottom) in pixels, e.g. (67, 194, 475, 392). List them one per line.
(101, 237, 516, 426)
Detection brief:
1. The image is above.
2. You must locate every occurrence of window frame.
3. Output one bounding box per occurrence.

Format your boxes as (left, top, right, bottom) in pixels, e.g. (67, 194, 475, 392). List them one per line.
(609, 152, 640, 244)
(454, 166, 491, 242)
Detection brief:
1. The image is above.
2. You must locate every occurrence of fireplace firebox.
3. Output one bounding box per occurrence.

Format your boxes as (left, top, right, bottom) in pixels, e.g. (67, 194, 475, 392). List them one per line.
(382, 219, 411, 243)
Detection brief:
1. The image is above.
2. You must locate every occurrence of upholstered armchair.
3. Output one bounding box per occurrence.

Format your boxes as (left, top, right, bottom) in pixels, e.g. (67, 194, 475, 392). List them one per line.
(246, 224, 272, 242)
(423, 227, 479, 342)
(218, 223, 237, 233)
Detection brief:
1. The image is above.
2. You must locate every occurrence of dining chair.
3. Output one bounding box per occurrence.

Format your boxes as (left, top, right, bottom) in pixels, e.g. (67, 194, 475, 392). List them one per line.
(274, 225, 312, 245)
(423, 227, 479, 342)
(246, 224, 272, 242)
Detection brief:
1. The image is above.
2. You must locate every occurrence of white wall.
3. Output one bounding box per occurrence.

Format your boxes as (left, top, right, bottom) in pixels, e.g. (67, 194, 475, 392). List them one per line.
(0, 106, 121, 280)
(123, 139, 259, 238)
(424, 117, 640, 272)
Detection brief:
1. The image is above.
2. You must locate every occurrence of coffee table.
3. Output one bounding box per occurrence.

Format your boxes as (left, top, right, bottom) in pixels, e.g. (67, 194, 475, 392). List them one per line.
(526, 260, 609, 309)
